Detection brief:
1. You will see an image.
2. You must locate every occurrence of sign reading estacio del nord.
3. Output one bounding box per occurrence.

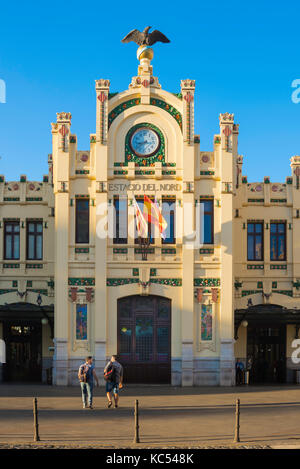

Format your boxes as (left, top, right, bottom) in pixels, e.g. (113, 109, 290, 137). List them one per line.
(0, 27, 300, 386)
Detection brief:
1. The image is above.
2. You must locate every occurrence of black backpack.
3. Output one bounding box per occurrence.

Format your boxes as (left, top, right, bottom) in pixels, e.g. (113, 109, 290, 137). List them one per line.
(104, 363, 115, 382)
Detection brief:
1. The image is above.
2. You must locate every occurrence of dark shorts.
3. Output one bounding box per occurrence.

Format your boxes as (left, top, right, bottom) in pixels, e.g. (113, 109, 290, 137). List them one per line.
(106, 381, 119, 394)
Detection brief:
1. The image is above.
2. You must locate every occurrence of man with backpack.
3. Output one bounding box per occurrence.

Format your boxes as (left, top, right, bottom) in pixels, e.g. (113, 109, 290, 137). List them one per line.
(78, 356, 99, 409)
(104, 355, 123, 408)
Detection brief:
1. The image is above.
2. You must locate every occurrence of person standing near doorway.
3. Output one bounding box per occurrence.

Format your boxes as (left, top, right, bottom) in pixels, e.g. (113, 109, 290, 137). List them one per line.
(104, 355, 123, 408)
(78, 356, 99, 409)
(235, 358, 244, 385)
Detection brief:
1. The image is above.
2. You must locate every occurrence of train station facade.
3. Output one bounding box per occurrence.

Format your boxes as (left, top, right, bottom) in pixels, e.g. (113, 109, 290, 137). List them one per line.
(1, 50, 300, 386)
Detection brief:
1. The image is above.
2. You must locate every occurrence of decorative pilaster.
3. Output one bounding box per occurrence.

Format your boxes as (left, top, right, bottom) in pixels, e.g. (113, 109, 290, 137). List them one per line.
(95, 79, 110, 144)
(181, 188, 195, 386)
(291, 156, 300, 280)
(48, 154, 53, 185)
(219, 112, 234, 153)
(52, 112, 71, 385)
(181, 80, 195, 145)
(219, 112, 235, 386)
(56, 112, 72, 153)
(236, 155, 243, 188)
(291, 156, 300, 190)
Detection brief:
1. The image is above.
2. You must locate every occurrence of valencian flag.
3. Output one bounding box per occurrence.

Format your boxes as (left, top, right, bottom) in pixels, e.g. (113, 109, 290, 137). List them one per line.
(143, 195, 168, 240)
(132, 196, 148, 238)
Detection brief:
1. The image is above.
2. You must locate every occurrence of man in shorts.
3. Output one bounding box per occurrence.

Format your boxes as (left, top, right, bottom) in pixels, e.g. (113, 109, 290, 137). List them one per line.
(104, 355, 123, 408)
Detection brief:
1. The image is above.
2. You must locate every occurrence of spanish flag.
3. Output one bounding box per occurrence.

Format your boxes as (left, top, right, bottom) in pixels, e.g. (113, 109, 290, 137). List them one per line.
(143, 195, 168, 240)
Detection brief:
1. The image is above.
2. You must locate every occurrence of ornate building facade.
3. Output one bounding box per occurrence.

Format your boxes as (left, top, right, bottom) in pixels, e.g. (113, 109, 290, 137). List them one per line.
(1, 49, 300, 386)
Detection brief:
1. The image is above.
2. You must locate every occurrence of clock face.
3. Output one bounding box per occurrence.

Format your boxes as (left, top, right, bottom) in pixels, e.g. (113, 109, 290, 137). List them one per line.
(130, 127, 160, 157)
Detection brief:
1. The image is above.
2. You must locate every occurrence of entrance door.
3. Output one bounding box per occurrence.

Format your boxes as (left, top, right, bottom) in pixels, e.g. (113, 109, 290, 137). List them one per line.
(247, 325, 286, 383)
(4, 323, 42, 382)
(118, 295, 171, 383)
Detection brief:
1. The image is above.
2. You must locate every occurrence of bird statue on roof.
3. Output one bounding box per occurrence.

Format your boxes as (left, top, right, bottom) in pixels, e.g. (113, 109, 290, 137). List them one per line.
(121, 26, 170, 46)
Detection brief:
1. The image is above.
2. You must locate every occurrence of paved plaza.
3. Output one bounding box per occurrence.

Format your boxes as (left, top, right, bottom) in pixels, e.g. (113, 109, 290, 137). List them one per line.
(0, 384, 300, 448)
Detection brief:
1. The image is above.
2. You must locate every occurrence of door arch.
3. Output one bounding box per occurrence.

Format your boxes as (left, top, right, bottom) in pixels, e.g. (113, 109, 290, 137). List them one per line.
(117, 295, 171, 383)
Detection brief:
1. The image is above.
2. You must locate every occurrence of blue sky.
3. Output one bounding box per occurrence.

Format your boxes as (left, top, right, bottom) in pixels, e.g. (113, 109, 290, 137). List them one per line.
(0, 0, 300, 182)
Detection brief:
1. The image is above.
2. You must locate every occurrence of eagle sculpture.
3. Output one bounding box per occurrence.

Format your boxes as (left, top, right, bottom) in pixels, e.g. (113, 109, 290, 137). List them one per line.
(121, 26, 170, 46)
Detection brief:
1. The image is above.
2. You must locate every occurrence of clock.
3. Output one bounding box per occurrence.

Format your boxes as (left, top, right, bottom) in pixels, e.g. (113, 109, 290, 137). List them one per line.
(130, 127, 160, 157)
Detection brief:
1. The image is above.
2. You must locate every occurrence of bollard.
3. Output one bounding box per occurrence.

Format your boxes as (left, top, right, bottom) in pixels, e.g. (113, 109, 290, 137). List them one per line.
(33, 397, 40, 442)
(133, 399, 140, 444)
(233, 398, 240, 443)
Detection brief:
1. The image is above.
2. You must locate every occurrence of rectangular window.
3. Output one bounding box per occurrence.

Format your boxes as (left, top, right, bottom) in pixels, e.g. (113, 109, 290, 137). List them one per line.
(4, 221, 20, 260)
(270, 222, 286, 261)
(162, 198, 176, 244)
(134, 197, 154, 244)
(200, 199, 214, 244)
(27, 221, 43, 260)
(76, 304, 88, 340)
(201, 304, 212, 341)
(247, 222, 263, 261)
(113, 196, 127, 244)
(75, 199, 89, 244)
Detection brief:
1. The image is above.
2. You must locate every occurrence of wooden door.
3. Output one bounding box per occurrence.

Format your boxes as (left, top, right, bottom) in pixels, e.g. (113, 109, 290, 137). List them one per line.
(118, 295, 171, 383)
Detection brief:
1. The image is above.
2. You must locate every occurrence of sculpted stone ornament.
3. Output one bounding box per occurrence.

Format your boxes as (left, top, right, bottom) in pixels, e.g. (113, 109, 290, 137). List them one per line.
(95, 79, 110, 89)
(123, 27, 170, 64)
(181, 79, 196, 90)
(56, 112, 72, 122)
(219, 112, 234, 123)
(121, 26, 170, 46)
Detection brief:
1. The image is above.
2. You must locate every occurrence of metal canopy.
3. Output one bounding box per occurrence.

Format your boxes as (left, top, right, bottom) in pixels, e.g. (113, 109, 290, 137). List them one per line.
(0, 303, 54, 337)
(0, 302, 53, 319)
(235, 304, 300, 326)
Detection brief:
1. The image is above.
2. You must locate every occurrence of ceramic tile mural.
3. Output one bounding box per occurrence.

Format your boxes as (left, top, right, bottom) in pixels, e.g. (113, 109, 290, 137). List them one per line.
(76, 304, 87, 340)
(201, 304, 212, 341)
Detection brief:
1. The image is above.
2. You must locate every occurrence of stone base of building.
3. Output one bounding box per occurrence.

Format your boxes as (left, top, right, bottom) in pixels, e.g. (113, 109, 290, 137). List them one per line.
(51, 356, 236, 386)
(52, 338, 68, 386)
(193, 358, 220, 386)
(220, 339, 236, 386)
(171, 358, 182, 386)
(42, 357, 53, 384)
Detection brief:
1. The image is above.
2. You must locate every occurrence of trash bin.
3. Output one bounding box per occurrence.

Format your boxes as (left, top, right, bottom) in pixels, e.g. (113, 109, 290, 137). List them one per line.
(244, 370, 250, 385)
